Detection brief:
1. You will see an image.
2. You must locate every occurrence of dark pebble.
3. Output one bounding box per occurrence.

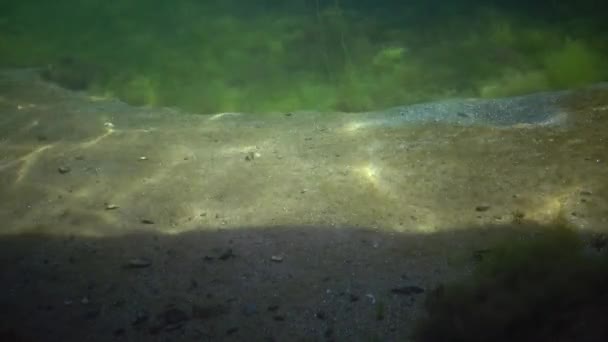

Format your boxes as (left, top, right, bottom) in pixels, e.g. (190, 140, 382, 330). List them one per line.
(141, 219, 154, 224)
(391, 286, 425, 295)
(315, 311, 326, 320)
(132, 310, 149, 326)
(161, 308, 189, 325)
(218, 248, 235, 260)
(475, 205, 490, 212)
(58, 166, 71, 174)
(349, 293, 360, 302)
(83, 308, 101, 320)
(192, 304, 228, 320)
(126, 258, 152, 268)
(113, 328, 125, 337)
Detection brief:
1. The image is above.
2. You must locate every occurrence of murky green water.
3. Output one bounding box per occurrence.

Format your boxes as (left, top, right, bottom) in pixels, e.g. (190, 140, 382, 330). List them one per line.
(1, 0, 607, 114)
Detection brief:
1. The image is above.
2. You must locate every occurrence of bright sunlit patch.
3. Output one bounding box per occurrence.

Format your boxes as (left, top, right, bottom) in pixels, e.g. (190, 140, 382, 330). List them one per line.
(15, 144, 53, 183)
(356, 163, 381, 187)
(209, 112, 241, 121)
(343, 120, 369, 133)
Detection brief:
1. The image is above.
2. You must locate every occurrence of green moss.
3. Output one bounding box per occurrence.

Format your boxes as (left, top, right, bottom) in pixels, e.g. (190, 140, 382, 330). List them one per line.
(543, 39, 607, 88)
(414, 226, 608, 342)
(1, 1, 607, 113)
(479, 70, 549, 98)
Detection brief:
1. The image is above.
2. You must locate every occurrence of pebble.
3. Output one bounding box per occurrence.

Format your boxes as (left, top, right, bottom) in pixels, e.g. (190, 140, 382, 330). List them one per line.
(160, 307, 190, 325)
(242, 303, 258, 316)
(141, 219, 154, 224)
(391, 286, 425, 295)
(126, 258, 152, 268)
(270, 255, 284, 262)
(58, 166, 71, 174)
(218, 248, 235, 260)
(132, 310, 149, 326)
(475, 205, 491, 212)
(105, 204, 119, 210)
(139, 156, 148, 161)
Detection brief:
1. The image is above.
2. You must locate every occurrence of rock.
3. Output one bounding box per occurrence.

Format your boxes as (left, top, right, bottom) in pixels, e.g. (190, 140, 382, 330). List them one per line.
(472, 249, 492, 262)
(272, 315, 285, 321)
(390, 286, 425, 295)
(475, 205, 491, 212)
(218, 248, 235, 260)
(113, 328, 126, 337)
(141, 219, 154, 224)
(192, 304, 228, 320)
(58, 166, 71, 174)
(126, 258, 152, 268)
(349, 293, 360, 302)
(139, 156, 148, 161)
(591, 233, 607, 251)
(242, 303, 258, 316)
(270, 255, 284, 262)
(160, 308, 189, 325)
(40, 57, 100, 90)
(245, 152, 255, 161)
(315, 311, 326, 320)
(105, 203, 119, 210)
(132, 310, 149, 326)
(83, 307, 101, 320)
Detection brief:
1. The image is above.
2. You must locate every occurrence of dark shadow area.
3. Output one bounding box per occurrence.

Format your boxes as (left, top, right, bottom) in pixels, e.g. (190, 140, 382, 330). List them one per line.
(1, 222, 606, 341)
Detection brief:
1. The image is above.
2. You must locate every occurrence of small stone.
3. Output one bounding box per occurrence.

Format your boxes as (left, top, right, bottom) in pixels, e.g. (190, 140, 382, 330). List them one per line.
(580, 190, 593, 196)
(113, 328, 126, 337)
(390, 286, 425, 295)
(161, 308, 189, 325)
(58, 166, 71, 174)
(105, 204, 119, 210)
(192, 304, 228, 320)
(315, 311, 326, 320)
(242, 303, 257, 316)
(349, 293, 360, 302)
(83, 308, 101, 320)
(132, 310, 149, 326)
(270, 255, 284, 262)
(218, 249, 235, 260)
(141, 219, 154, 224)
(139, 156, 148, 161)
(472, 249, 492, 262)
(126, 258, 152, 268)
(475, 205, 491, 212)
(245, 152, 255, 161)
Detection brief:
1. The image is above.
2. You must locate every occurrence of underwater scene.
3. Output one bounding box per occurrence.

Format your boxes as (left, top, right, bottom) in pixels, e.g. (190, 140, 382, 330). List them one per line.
(0, 0, 607, 341)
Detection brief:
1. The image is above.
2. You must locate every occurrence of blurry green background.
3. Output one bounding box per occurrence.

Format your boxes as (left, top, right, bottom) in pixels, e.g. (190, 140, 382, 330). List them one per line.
(1, 0, 607, 113)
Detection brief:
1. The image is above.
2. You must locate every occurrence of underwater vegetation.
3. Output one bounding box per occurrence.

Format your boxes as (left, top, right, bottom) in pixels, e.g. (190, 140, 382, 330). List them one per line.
(414, 225, 608, 342)
(1, 0, 607, 113)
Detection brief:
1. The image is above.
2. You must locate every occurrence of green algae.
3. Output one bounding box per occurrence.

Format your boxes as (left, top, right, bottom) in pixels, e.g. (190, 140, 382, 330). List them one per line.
(0, 1, 607, 114)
